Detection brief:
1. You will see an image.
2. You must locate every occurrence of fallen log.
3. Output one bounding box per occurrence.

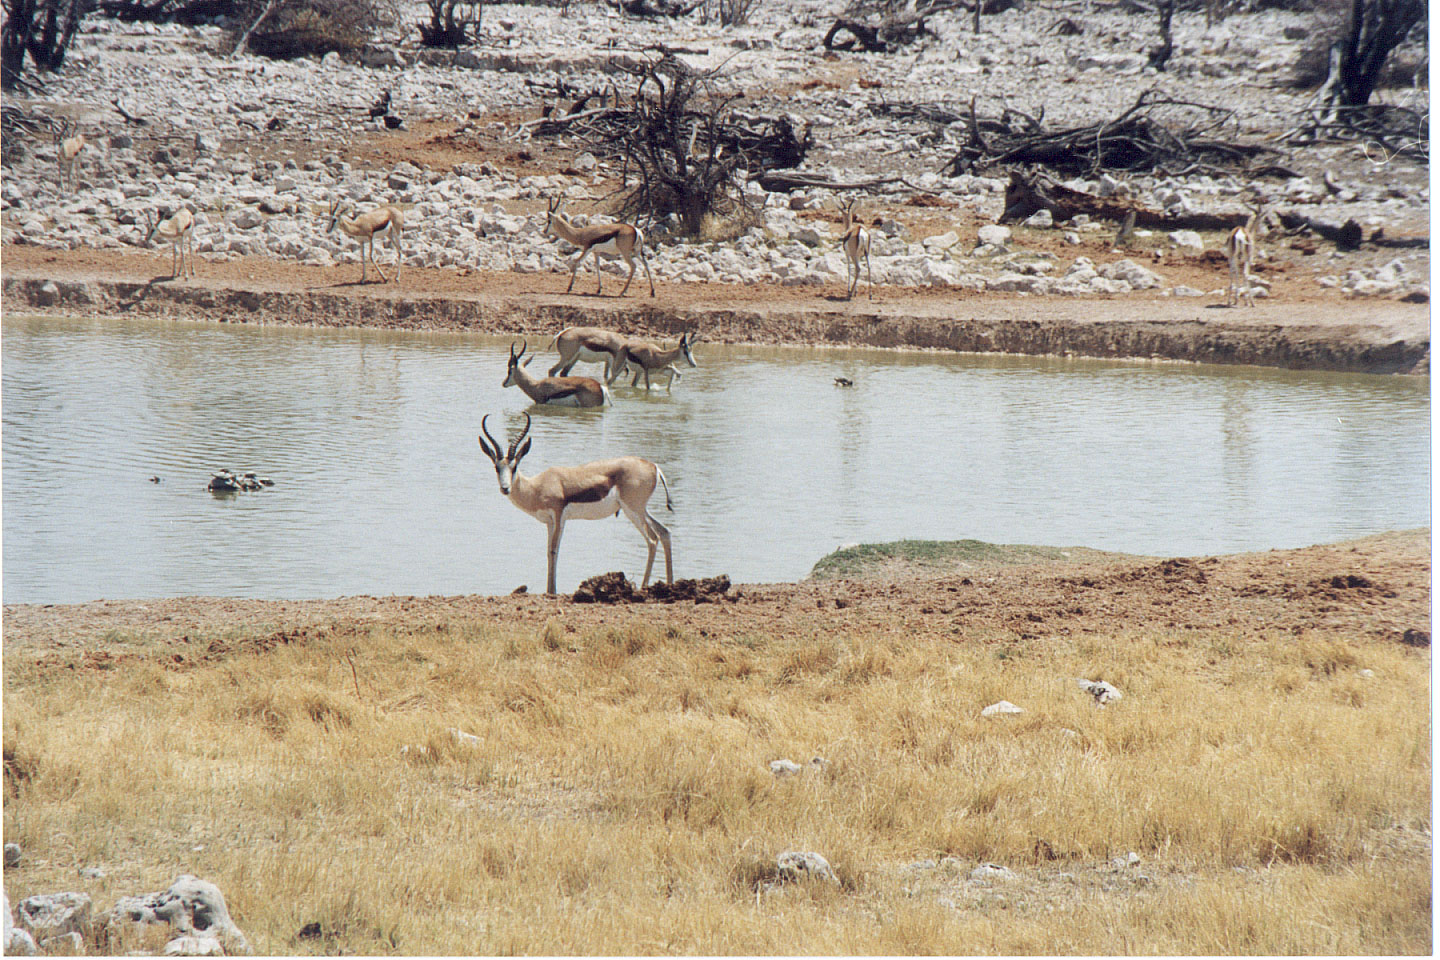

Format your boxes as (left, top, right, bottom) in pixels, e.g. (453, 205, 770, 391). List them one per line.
(998, 168, 1248, 230)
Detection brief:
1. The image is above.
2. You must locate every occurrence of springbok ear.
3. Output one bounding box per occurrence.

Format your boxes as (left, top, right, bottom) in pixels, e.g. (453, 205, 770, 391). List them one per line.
(522, 356, 533, 367)
(515, 438, 531, 462)
(478, 435, 495, 460)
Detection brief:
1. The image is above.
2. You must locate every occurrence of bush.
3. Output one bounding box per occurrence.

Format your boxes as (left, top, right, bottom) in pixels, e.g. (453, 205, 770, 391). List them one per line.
(226, 0, 397, 59)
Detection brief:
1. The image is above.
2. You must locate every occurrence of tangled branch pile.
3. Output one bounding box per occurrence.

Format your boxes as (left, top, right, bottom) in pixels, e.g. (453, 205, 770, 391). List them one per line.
(939, 90, 1293, 179)
(523, 52, 811, 235)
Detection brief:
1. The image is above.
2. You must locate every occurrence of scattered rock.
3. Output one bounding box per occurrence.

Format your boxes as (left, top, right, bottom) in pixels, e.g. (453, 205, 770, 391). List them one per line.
(16, 893, 90, 942)
(1023, 209, 1053, 228)
(34, 281, 61, 307)
(77, 867, 106, 880)
(769, 756, 826, 777)
(1076, 678, 1123, 705)
(4, 890, 38, 956)
(4, 843, 19, 867)
(969, 863, 1016, 881)
(107, 875, 250, 956)
(976, 224, 1011, 247)
(1110, 851, 1142, 870)
(981, 700, 1024, 718)
(775, 851, 839, 886)
(1400, 628, 1429, 647)
(39, 932, 83, 955)
(1168, 230, 1204, 252)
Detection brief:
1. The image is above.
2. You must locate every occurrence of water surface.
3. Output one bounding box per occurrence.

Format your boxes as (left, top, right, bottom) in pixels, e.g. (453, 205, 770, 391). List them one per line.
(2, 314, 1429, 603)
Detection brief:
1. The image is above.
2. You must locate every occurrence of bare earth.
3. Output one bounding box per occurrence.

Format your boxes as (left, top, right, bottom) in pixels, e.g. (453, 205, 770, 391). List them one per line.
(5, 530, 1429, 670)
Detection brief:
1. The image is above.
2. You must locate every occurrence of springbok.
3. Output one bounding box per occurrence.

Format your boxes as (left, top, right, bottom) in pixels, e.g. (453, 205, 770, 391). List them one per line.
(54, 119, 85, 193)
(1223, 208, 1261, 307)
(546, 326, 631, 381)
(144, 207, 196, 279)
(504, 340, 611, 408)
(478, 413, 674, 594)
(327, 200, 404, 283)
(613, 332, 699, 391)
(840, 196, 872, 301)
(543, 198, 655, 298)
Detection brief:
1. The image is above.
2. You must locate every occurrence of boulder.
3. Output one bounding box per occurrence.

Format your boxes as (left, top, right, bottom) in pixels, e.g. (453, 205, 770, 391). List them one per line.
(4, 890, 38, 956)
(969, 863, 1016, 881)
(1100, 259, 1164, 290)
(1023, 209, 1053, 228)
(107, 875, 250, 955)
(776, 851, 839, 885)
(981, 700, 1023, 718)
(1076, 678, 1123, 705)
(1168, 230, 1204, 252)
(16, 893, 90, 941)
(164, 935, 225, 956)
(976, 224, 1011, 247)
(33, 281, 61, 307)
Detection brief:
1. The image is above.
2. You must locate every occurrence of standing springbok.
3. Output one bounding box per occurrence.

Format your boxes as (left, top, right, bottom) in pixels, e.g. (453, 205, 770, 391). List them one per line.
(840, 196, 872, 301)
(504, 340, 611, 408)
(546, 326, 631, 381)
(54, 119, 85, 193)
(327, 200, 404, 283)
(543, 198, 655, 298)
(478, 413, 674, 594)
(144, 207, 196, 279)
(1223, 210, 1259, 308)
(613, 332, 699, 391)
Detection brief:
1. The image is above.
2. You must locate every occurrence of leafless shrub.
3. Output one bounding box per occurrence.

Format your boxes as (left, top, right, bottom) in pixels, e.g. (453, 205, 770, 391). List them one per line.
(225, 0, 397, 59)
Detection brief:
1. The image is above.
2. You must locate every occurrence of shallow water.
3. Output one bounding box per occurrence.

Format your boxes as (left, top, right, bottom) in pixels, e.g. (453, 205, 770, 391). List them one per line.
(2, 314, 1429, 603)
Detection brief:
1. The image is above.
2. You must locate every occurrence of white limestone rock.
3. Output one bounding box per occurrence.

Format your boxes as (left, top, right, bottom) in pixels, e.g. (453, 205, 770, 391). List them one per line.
(981, 700, 1024, 718)
(16, 893, 90, 942)
(776, 851, 839, 885)
(107, 875, 250, 956)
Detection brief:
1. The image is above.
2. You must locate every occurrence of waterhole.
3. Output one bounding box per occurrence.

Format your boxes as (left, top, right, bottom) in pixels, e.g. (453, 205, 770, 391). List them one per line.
(2, 314, 1428, 602)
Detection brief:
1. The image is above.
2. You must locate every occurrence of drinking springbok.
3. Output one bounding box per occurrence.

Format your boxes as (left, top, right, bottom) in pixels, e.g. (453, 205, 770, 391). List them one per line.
(144, 207, 196, 279)
(503, 340, 611, 408)
(546, 326, 631, 381)
(543, 198, 655, 298)
(613, 332, 699, 391)
(478, 413, 674, 594)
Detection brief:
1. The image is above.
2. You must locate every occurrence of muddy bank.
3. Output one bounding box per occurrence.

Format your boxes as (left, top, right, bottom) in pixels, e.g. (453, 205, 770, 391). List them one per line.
(3, 260, 1428, 374)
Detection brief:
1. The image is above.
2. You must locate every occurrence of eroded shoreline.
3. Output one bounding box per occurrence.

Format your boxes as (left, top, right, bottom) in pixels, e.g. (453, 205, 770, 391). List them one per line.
(2, 259, 1430, 374)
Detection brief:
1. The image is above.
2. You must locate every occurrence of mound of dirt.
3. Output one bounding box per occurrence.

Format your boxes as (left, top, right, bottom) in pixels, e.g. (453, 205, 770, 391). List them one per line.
(572, 573, 735, 604)
(573, 572, 641, 604)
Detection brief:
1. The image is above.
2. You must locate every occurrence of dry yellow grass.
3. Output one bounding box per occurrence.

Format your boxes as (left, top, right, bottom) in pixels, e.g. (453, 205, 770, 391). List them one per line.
(3, 611, 1430, 954)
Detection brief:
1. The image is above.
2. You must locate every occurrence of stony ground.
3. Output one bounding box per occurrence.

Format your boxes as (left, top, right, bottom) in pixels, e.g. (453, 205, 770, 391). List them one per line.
(1, 1, 1430, 303)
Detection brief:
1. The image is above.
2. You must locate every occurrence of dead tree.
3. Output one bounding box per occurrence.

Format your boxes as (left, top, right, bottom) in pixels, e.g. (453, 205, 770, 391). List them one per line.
(1314, 0, 1426, 116)
(418, 0, 480, 46)
(604, 53, 753, 236)
(2, 0, 87, 90)
(1147, 0, 1175, 71)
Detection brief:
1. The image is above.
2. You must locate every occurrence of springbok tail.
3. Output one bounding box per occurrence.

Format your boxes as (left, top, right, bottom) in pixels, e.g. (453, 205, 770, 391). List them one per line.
(655, 464, 674, 512)
(546, 326, 575, 353)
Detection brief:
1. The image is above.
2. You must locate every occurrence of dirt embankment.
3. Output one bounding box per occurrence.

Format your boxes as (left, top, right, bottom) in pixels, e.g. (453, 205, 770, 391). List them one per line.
(1, 247, 1429, 374)
(5, 530, 1429, 664)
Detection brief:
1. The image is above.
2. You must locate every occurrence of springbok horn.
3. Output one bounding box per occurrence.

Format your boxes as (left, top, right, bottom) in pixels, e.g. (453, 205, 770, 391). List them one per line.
(479, 414, 502, 462)
(508, 412, 532, 459)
